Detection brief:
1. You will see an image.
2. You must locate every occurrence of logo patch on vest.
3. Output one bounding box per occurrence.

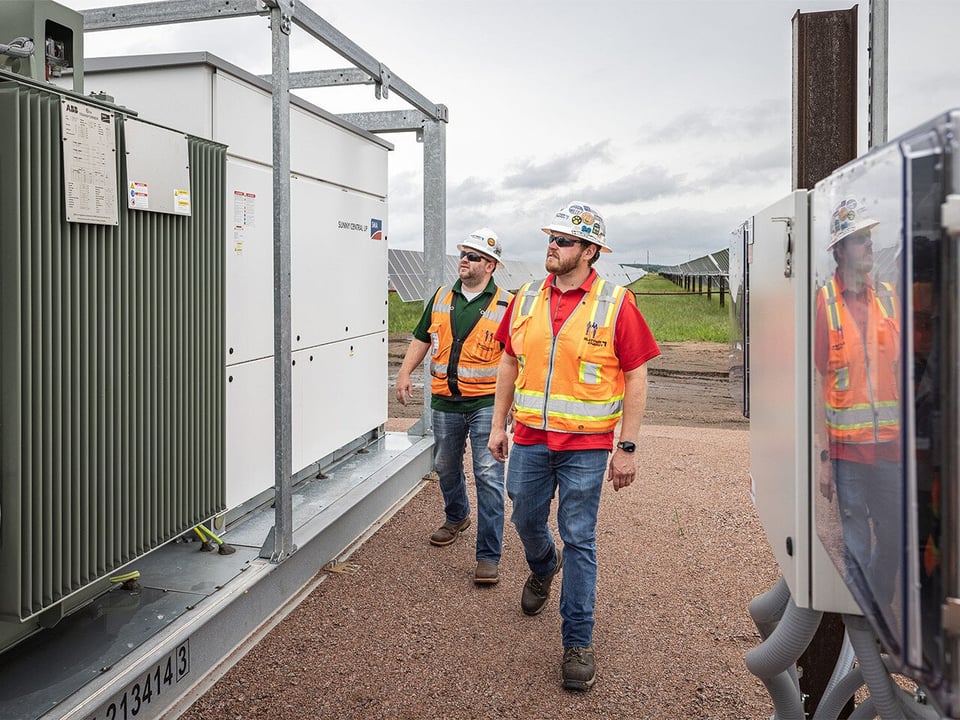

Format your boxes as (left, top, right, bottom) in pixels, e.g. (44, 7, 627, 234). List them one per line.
(583, 321, 606, 346)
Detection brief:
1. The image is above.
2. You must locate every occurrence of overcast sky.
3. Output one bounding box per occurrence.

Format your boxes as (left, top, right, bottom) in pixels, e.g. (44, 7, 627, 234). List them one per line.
(64, 0, 960, 265)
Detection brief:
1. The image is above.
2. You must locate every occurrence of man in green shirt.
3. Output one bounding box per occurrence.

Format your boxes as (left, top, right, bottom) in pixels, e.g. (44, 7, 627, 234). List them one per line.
(396, 229, 512, 585)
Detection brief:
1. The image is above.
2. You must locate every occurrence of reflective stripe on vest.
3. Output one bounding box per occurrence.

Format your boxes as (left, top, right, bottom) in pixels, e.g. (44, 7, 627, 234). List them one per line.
(824, 400, 899, 438)
(510, 276, 627, 433)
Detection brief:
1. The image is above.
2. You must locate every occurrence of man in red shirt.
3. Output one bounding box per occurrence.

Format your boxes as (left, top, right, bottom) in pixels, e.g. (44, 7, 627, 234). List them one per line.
(488, 201, 660, 691)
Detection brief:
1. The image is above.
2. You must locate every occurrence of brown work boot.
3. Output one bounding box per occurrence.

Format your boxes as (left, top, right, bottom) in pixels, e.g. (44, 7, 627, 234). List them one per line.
(474, 560, 499, 585)
(429, 517, 471, 547)
(562, 645, 596, 691)
(520, 545, 563, 615)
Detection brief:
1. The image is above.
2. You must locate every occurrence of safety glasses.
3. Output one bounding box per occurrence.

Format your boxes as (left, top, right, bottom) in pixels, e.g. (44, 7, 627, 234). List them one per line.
(547, 234, 583, 248)
(460, 251, 485, 262)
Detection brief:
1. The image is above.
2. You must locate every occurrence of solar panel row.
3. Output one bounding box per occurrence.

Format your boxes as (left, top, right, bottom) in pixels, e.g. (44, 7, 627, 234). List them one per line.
(660, 248, 730, 278)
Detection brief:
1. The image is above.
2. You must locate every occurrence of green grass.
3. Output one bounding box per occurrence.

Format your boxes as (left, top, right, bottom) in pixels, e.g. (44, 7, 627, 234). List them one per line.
(389, 292, 426, 333)
(388, 272, 730, 342)
(628, 273, 729, 343)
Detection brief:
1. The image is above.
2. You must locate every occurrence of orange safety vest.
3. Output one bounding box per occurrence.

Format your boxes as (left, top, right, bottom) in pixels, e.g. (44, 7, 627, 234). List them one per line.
(820, 278, 900, 445)
(509, 276, 627, 433)
(428, 285, 511, 397)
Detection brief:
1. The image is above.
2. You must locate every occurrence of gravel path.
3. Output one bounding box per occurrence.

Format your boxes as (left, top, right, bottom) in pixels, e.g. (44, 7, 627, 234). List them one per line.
(181, 420, 779, 719)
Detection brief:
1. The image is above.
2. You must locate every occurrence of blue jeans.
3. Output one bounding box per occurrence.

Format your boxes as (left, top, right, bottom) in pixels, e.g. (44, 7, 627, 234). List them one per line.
(506, 443, 608, 647)
(432, 406, 505, 563)
(833, 458, 902, 612)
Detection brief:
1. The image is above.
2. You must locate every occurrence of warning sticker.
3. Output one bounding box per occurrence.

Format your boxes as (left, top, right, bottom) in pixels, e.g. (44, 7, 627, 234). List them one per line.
(129, 181, 149, 210)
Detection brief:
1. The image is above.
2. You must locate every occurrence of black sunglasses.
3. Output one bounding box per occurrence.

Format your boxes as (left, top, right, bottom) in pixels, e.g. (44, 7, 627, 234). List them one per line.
(547, 234, 584, 248)
(460, 251, 485, 262)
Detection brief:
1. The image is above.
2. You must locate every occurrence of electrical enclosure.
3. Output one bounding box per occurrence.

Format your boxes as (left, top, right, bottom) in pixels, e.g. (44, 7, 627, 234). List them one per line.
(749, 108, 960, 715)
(747, 190, 861, 615)
(0, 0, 83, 91)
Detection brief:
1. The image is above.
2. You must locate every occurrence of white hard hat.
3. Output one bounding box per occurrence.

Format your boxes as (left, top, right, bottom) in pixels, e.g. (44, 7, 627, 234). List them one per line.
(457, 227, 504, 268)
(541, 200, 611, 252)
(828, 197, 879, 250)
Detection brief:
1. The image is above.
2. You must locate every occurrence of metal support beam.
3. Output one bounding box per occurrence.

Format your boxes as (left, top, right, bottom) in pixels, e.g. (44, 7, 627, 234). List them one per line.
(791, 12, 859, 713)
(289, 2, 445, 121)
(282, 67, 374, 89)
(80, 0, 265, 30)
(338, 109, 436, 134)
(868, 0, 889, 148)
(266, 0, 296, 563)
(419, 119, 446, 429)
(81, 2, 446, 125)
(792, 8, 858, 190)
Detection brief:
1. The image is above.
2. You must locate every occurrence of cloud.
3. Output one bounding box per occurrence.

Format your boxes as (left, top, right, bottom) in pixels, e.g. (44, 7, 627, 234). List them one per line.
(698, 143, 791, 188)
(448, 176, 499, 207)
(388, 169, 422, 202)
(577, 167, 690, 206)
(639, 103, 788, 146)
(606, 205, 755, 266)
(502, 141, 611, 190)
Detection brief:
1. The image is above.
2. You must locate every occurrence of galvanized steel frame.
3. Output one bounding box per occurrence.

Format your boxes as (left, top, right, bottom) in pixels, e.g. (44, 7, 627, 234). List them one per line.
(81, 0, 448, 560)
(867, 0, 888, 149)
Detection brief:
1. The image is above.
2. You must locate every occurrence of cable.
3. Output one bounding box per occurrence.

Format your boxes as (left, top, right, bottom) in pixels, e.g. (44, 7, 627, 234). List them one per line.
(109, 570, 141, 584)
(194, 522, 237, 555)
(0, 38, 35, 59)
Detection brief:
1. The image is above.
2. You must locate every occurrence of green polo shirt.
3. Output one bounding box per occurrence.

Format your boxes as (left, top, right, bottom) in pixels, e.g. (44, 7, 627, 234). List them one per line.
(414, 278, 503, 413)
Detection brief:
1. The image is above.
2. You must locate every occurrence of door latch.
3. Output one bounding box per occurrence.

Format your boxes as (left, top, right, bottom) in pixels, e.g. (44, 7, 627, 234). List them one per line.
(771, 216, 794, 278)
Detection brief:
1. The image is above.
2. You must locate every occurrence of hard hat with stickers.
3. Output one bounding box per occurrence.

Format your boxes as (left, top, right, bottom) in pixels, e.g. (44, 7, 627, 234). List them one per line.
(828, 197, 879, 250)
(541, 200, 611, 252)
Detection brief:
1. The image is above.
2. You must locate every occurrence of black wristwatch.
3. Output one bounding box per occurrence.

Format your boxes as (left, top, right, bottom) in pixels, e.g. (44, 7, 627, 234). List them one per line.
(617, 441, 636, 453)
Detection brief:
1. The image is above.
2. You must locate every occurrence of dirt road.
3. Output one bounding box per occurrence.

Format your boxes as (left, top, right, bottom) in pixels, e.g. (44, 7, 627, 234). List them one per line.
(182, 338, 774, 720)
(388, 334, 747, 430)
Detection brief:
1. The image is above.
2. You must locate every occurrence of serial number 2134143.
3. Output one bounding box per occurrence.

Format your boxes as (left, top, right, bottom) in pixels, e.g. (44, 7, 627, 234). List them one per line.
(85, 640, 189, 720)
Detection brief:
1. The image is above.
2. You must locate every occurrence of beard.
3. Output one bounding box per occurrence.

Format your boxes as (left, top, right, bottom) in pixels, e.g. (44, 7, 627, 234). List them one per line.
(459, 263, 486, 286)
(544, 249, 582, 275)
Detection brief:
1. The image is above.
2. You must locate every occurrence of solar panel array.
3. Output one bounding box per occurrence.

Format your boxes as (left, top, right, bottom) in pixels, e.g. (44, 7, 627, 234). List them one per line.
(660, 248, 730, 278)
(388, 249, 646, 302)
